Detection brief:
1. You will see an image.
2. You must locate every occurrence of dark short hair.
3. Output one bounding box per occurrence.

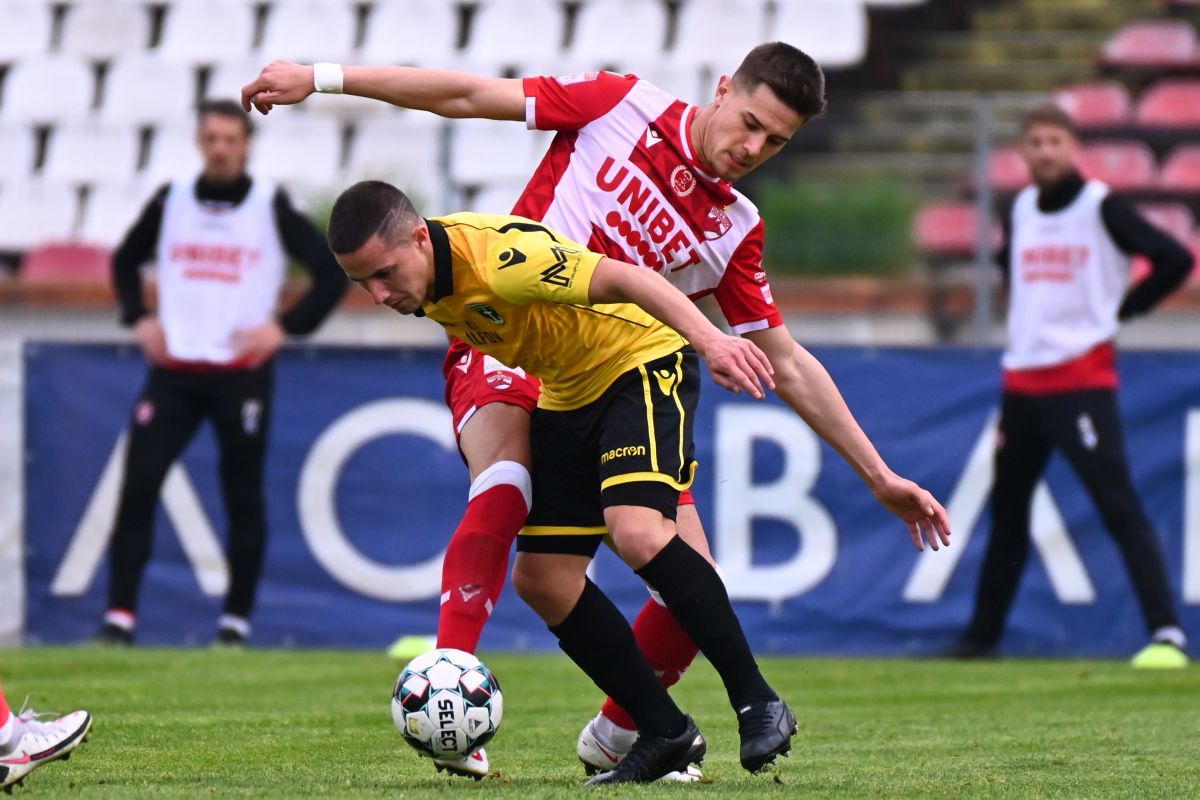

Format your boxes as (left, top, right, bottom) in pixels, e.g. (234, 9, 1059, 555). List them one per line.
(327, 180, 421, 255)
(1021, 102, 1078, 138)
(731, 42, 827, 120)
(198, 98, 254, 136)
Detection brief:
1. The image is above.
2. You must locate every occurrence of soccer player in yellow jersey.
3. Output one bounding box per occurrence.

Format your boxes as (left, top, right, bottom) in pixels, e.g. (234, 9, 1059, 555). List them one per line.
(328, 180, 791, 783)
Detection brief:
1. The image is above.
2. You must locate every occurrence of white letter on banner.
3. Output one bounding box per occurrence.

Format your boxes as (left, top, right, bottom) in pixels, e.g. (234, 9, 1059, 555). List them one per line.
(1184, 410, 1200, 604)
(904, 412, 1094, 604)
(714, 405, 836, 604)
(297, 399, 455, 601)
(52, 433, 228, 596)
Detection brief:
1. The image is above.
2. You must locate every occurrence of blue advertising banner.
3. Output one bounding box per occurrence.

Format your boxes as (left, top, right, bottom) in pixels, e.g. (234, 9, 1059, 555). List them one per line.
(22, 342, 1200, 655)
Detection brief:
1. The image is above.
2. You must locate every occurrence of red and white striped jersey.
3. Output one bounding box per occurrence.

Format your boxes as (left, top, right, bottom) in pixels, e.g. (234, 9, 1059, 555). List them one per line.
(512, 71, 782, 335)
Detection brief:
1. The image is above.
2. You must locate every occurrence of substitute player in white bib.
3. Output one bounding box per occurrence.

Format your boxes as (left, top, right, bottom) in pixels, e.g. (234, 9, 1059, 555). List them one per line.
(947, 104, 1193, 667)
(242, 45, 951, 778)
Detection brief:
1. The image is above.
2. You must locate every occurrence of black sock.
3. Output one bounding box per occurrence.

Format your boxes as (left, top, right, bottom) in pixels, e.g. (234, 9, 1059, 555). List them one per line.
(636, 535, 776, 710)
(550, 578, 688, 739)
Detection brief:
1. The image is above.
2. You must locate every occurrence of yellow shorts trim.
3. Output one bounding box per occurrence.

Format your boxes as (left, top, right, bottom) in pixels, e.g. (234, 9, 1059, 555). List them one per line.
(599, 462, 698, 493)
(520, 525, 608, 537)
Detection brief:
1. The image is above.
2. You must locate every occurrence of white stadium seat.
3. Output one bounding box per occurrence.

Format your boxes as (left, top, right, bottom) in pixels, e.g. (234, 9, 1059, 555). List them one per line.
(347, 112, 446, 210)
(360, 0, 460, 68)
(0, 182, 79, 250)
(258, 1, 357, 64)
(462, 0, 565, 74)
(1, 56, 95, 124)
(671, 0, 767, 70)
(43, 122, 141, 184)
(627, 61, 712, 106)
(470, 181, 529, 216)
(0, 124, 37, 182)
(449, 117, 551, 186)
(60, 1, 151, 60)
(144, 124, 203, 186)
(771, 0, 868, 69)
(159, 1, 257, 64)
(565, 0, 669, 70)
(80, 180, 160, 247)
(206, 59, 270, 104)
(0, 1, 53, 62)
(102, 56, 197, 126)
(249, 115, 344, 191)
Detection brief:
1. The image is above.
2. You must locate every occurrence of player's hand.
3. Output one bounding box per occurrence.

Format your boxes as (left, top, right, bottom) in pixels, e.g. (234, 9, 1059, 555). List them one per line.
(241, 61, 315, 115)
(694, 334, 775, 400)
(232, 321, 286, 366)
(133, 316, 167, 364)
(871, 471, 951, 552)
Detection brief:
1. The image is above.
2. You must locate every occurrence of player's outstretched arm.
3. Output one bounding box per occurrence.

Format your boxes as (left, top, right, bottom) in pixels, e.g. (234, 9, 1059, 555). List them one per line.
(241, 61, 525, 120)
(588, 258, 775, 400)
(742, 325, 951, 551)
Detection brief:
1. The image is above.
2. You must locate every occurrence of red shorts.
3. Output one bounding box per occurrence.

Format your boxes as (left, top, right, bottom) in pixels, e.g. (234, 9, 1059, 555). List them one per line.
(441, 339, 695, 506)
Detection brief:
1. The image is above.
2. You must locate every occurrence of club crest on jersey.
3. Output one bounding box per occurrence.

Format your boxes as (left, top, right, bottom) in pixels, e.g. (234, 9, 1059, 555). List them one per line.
(703, 206, 733, 240)
(555, 71, 599, 86)
(467, 304, 505, 325)
(670, 165, 696, 197)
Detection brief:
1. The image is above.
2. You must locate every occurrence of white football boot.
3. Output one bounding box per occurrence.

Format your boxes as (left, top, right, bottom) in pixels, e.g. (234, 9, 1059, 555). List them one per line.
(577, 714, 701, 783)
(0, 706, 92, 791)
(433, 748, 489, 780)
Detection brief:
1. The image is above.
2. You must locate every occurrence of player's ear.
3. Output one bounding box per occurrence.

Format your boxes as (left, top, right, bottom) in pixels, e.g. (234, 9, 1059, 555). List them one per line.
(714, 75, 733, 104)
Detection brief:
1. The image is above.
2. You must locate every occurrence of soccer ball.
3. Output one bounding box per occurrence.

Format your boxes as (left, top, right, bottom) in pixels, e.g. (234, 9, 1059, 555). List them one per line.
(391, 648, 503, 759)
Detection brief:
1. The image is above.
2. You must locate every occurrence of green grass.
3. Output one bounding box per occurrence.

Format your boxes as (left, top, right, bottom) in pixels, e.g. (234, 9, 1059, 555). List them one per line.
(1, 649, 1197, 798)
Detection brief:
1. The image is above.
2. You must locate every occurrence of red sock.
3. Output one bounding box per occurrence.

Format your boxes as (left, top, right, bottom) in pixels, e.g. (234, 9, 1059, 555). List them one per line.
(601, 597, 700, 731)
(0, 684, 9, 728)
(436, 480, 529, 652)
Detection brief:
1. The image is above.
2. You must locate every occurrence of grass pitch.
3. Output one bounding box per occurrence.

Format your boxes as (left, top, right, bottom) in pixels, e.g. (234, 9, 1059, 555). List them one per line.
(1, 648, 1196, 798)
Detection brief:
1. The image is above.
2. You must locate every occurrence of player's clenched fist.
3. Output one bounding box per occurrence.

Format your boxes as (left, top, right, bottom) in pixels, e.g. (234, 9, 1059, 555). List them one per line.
(693, 334, 775, 400)
(241, 61, 315, 115)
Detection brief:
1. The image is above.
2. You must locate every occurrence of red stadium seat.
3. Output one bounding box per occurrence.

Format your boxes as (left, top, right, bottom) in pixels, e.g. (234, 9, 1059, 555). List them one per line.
(914, 202, 992, 257)
(1134, 80, 1200, 127)
(18, 243, 112, 284)
(1102, 20, 1198, 68)
(1077, 141, 1157, 190)
(988, 146, 1031, 192)
(1136, 202, 1196, 242)
(1051, 82, 1132, 127)
(1159, 145, 1200, 191)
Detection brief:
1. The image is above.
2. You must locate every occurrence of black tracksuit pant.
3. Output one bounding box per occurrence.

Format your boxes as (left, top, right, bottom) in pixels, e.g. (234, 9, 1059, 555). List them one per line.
(965, 388, 1180, 645)
(107, 363, 273, 621)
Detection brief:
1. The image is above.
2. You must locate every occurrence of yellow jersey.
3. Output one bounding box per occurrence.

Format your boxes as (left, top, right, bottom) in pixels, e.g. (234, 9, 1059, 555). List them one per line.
(420, 212, 686, 411)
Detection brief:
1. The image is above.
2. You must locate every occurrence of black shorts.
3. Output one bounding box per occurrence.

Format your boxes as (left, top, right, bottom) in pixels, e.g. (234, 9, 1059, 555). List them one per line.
(517, 348, 699, 557)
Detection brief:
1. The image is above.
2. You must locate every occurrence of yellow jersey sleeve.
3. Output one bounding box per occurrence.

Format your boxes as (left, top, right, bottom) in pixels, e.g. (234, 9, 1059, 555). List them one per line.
(484, 226, 603, 306)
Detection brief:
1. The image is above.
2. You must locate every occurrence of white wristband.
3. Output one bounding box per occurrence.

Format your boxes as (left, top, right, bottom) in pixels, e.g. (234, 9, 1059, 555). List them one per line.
(313, 63, 344, 94)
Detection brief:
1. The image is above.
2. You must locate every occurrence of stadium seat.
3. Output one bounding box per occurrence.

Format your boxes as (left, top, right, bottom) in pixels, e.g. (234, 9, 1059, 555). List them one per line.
(1159, 145, 1200, 192)
(59, 0, 151, 60)
(471, 181, 529, 216)
(1134, 80, 1200, 128)
(1136, 201, 1196, 242)
(43, 123, 141, 185)
(449, 118, 552, 187)
(258, 0, 357, 65)
(0, 0, 53, 62)
(672, 0, 767, 70)
(249, 115, 344, 192)
(564, 0, 669, 70)
(80, 181, 160, 248)
(914, 202, 990, 257)
(1077, 141, 1157, 190)
(627, 61, 712, 105)
(461, 0, 565, 74)
(1051, 82, 1132, 127)
(1101, 20, 1198, 68)
(102, 56, 197, 126)
(988, 146, 1031, 192)
(0, 56, 95, 124)
(360, 0, 460, 68)
(144, 124, 203, 186)
(0, 182, 79, 251)
(18, 242, 111, 284)
(207, 59, 273, 105)
(347, 113, 446, 209)
(0, 124, 37, 183)
(159, 1, 257, 64)
(770, 0, 868, 70)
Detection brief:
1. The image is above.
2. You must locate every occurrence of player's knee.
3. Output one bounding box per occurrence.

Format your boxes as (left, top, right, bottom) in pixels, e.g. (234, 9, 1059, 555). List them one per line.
(610, 524, 672, 570)
(468, 460, 532, 512)
(511, 557, 578, 623)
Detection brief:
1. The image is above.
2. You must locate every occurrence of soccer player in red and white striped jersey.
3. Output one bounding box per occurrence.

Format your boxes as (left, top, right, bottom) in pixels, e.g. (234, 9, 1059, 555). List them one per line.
(243, 45, 950, 779)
